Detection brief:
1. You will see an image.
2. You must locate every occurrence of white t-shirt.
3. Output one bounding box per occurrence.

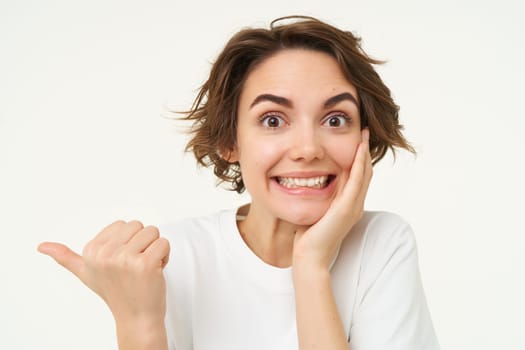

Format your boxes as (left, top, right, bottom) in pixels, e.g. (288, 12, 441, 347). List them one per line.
(160, 208, 440, 350)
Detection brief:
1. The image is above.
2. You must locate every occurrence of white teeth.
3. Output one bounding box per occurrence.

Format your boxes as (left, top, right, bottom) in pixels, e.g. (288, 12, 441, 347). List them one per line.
(277, 176, 329, 189)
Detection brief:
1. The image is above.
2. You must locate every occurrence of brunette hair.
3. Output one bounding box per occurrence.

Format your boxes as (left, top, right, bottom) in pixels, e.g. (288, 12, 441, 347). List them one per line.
(182, 15, 414, 193)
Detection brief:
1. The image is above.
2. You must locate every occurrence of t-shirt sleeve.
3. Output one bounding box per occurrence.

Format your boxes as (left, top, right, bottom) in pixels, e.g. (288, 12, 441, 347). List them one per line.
(349, 215, 440, 350)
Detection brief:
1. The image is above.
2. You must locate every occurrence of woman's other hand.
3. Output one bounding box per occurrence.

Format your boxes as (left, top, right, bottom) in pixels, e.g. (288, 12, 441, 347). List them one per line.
(37, 220, 170, 326)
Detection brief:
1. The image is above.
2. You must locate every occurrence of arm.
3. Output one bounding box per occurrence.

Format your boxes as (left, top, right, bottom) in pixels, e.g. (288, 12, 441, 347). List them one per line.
(38, 220, 170, 350)
(292, 129, 372, 349)
(293, 261, 348, 350)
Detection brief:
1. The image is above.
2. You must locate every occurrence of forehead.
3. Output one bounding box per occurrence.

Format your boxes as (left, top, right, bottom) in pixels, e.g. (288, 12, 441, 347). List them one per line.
(239, 49, 357, 109)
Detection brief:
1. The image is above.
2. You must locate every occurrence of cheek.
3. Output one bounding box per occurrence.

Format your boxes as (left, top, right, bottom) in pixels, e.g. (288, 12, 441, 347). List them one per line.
(237, 140, 286, 195)
(239, 137, 283, 166)
(328, 138, 360, 170)
(237, 141, 275, 180)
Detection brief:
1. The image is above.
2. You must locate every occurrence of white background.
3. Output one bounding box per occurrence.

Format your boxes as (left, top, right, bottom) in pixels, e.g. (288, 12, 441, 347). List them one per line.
(1, 0, 524, 349)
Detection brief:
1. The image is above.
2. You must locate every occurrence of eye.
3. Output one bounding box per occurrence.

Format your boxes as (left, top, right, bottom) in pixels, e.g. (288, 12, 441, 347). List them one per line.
(260, 114, 286, 128)
(322, 113, 351, 128)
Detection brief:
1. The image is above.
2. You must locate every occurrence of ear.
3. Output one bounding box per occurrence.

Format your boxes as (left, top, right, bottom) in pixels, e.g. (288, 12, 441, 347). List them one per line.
(219, 146, 238, 163)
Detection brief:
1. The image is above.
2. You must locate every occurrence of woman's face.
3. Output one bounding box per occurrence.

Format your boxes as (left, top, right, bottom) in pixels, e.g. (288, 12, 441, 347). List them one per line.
(230, 49, 362, 226)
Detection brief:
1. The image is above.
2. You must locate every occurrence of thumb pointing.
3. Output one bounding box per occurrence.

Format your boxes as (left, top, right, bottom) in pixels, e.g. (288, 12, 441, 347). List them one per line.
(38, 242, 84, 280)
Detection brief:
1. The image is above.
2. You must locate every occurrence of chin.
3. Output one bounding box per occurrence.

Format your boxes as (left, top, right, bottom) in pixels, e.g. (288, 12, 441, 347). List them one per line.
(291, 217, 321, 227)
(279, 205, 328, 227)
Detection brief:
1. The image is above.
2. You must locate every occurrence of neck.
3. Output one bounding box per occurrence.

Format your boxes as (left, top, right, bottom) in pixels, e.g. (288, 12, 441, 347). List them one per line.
(236, 203, 298, 268)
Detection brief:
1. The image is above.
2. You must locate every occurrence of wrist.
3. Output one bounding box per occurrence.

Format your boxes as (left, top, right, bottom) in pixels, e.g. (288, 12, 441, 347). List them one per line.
(292, 258, 331, 284)
(292, 243, 339, 273)
(115, 316, 167, 350)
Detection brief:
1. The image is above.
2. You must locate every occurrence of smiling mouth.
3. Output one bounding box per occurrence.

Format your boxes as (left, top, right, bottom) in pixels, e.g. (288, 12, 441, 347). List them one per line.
(274, 175, 335, 189)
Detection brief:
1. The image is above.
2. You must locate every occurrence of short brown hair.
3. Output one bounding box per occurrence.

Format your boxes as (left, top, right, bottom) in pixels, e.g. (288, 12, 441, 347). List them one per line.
(182, 15, 414, 193)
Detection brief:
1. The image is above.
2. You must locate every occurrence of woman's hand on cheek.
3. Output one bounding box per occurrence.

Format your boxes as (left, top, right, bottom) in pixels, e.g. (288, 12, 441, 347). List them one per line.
(292, 128, 372, 271)
(37, 221, 170, 327)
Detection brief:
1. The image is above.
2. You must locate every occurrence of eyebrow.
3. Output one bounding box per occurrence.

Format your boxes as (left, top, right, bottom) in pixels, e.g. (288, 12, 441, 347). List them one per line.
(249, 92, 359, 110)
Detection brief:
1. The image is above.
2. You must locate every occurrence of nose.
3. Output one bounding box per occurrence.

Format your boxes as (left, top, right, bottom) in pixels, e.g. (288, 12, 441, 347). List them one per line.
(288, 124, 325, 162)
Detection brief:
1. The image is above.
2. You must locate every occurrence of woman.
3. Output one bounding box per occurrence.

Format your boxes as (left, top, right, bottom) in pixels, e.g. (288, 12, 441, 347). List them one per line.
(38, 16, 440, 350)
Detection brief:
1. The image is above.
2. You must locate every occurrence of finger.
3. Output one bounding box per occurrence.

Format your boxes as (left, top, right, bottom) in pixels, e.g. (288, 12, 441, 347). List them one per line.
(357, 163, 372, 204)
(105, 220, 145, 248)
(334, 168, 350, 198)
(333, 129, 370, 201)
(92, 220, 128, 244)
(89, 221, 144, 256)
(356, 129, 373, 201)
(340, 131, 368, 201)
(126, 226, 160, 253)
(144, 237, 171, 268)
(38, 242, 84, 280)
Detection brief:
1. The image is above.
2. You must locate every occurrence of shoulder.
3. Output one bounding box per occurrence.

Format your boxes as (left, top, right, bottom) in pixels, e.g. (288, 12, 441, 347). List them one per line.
(335, 211, 419, 295)
(352, 211, 418, 273)
(157, 208, 236, 252)
(348, 211, 421, 305)
(157, 208, 238, 275)
(339, 211, 416, 260)
(356, 211, 416, 255)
